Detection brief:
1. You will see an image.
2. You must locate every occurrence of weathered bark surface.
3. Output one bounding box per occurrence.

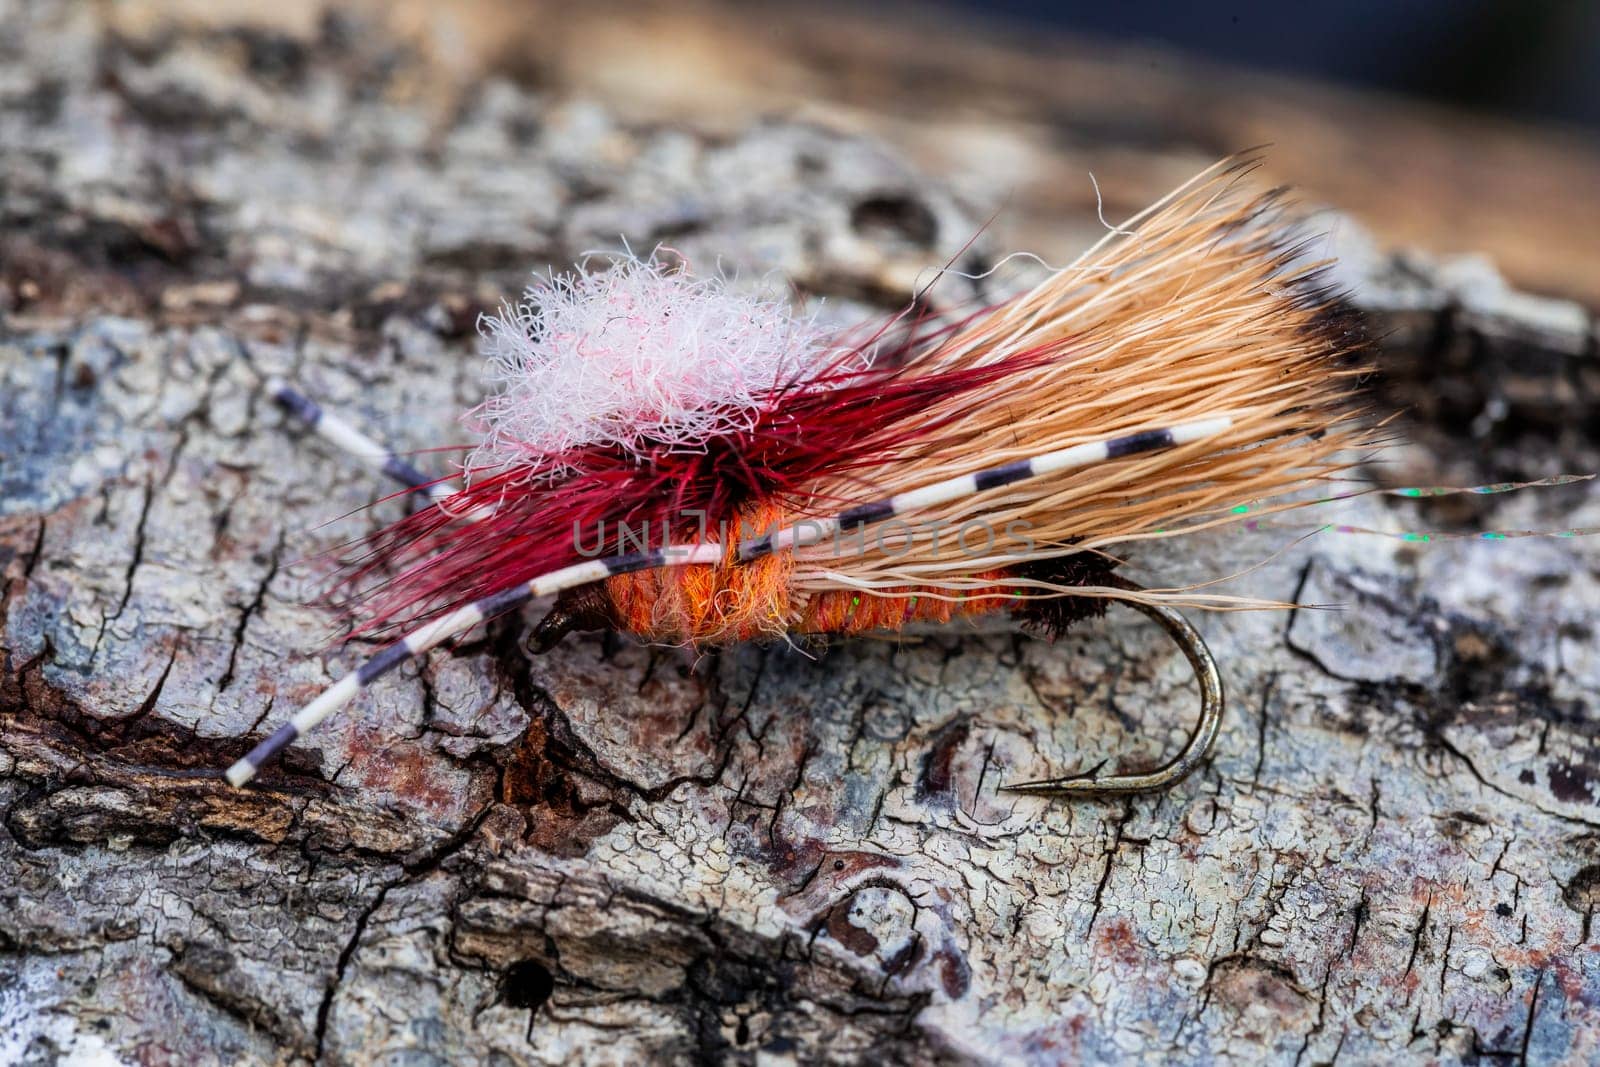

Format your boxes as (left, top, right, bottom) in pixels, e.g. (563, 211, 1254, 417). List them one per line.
(4, 2, 1600, 1064)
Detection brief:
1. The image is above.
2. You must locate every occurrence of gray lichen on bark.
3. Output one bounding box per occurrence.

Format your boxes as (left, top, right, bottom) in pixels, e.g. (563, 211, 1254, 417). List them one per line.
(4, 2, 1600, 1064)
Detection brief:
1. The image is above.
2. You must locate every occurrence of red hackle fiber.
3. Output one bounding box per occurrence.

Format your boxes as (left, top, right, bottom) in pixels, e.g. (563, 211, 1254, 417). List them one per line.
(338, 308, 1065, 638)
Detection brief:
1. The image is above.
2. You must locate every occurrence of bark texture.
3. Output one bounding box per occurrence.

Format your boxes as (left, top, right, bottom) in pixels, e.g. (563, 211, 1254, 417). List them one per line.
(4, 2, 1600, 1064)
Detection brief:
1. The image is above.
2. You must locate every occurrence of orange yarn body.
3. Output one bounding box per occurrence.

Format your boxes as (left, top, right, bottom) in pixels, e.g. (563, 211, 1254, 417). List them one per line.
(793, 573, 1019, 636)
(604, 504, 794, 644)
(605, 551, 794, 645)
(606, 568, 1020, 644)
(601, 505, 1022, 644)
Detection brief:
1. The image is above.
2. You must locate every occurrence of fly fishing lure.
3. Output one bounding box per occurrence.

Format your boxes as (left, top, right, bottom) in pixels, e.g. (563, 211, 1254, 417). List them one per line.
(225, 156, 1374, 794)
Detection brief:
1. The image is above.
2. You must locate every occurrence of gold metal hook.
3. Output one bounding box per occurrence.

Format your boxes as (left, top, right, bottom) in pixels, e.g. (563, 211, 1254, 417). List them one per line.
(1003, 582, 1225, 797)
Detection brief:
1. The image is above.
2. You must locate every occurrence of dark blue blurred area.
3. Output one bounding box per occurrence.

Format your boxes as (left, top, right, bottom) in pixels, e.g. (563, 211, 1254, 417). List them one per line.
(939, 0, 1600, 132)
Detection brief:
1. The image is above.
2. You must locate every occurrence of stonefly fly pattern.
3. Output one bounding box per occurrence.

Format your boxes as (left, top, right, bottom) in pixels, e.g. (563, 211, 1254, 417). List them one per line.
(226, 156, 1378, 796)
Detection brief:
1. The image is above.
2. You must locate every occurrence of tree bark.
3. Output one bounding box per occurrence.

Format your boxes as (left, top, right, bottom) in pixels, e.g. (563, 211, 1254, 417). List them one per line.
(4, 2, 1600, 1064)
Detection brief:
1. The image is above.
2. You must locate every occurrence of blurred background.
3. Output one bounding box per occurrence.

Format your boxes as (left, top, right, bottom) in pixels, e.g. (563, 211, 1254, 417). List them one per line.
(334, 0, 1600, 300)
(10, 0, 1600, 304)
(943, 0, 1600, 132)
